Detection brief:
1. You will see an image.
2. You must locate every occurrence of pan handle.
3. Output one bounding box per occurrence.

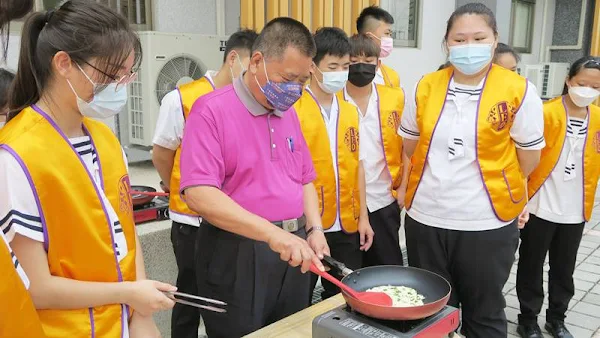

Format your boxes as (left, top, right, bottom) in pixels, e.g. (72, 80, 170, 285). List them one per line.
(322, 255, 354, 277)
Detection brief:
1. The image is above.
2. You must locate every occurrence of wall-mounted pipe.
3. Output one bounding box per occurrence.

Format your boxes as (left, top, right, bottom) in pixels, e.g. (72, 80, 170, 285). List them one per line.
(538, 0, 550, 63)
(216, 0, 225, 35)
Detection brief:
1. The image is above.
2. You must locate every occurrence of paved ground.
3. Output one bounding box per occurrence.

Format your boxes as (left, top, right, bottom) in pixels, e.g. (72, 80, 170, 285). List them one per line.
(504, 192, 600, 338)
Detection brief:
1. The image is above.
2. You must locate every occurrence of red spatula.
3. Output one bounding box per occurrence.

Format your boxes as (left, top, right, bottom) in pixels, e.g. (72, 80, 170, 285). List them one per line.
(310, 263, 393, 306)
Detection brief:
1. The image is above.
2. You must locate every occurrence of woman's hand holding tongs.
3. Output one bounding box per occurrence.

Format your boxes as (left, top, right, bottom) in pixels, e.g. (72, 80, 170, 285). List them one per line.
(124, 280, 177, 316)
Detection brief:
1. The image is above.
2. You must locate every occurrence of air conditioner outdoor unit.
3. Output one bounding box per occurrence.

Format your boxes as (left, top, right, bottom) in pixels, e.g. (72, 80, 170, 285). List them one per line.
(523, 63, 570, 100)
(116, 31, 228, 162)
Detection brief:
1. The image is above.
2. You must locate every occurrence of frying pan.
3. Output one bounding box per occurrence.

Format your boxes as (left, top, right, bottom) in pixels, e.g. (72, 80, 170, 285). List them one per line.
(130, 185, 168, 207)
(321, 255, 451, 321)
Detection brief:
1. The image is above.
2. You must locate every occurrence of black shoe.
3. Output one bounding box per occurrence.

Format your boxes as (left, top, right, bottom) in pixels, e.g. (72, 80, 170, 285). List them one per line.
(545, 321, 574, 338)
(517, 323, 544, 338)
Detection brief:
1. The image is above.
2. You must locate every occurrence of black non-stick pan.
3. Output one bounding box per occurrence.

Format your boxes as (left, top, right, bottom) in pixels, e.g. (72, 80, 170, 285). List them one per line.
(322, 256, 451, 320)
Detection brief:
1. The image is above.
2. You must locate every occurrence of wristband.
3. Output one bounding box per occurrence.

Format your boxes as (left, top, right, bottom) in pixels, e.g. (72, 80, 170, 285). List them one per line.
(306, 226, 324, 237)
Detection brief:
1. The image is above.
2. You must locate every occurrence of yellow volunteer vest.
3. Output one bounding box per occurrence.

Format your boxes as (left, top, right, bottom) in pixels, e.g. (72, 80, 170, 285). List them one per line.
(169, 76, 215, 216)
(381, 63, 400, 88)
(528, 96, 600, 221)
(338, 84, 405, 197)
(406, 65, 528, 221)
(0, 241, 45, 338)
(294, 89, 361, 233)
(0, 106, 136, 338)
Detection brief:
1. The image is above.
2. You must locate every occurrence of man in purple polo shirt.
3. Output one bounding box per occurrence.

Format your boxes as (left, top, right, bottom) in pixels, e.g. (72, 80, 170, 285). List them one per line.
(180, 17, 330, 337)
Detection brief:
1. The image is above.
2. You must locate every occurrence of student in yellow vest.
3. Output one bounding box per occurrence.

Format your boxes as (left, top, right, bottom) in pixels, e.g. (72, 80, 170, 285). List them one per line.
(0, 232, 46, 337)
(0, 2, 176, 337)
(398, 4, 544, 338)
(340, 34, 407, 267)
(151, 29, 257, 338)
(516, 56, 600, 338)
(294, 27, 374, 301)
(356, 5, 400, 88)
(0, 72, 46, 337)
(0, 4, 45, 335)
(494, 43, 520, 73)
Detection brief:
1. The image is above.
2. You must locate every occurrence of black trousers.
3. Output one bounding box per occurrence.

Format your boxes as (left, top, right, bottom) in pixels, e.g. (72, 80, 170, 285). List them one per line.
(516, 214, 585, 325)
(405, 215, 519, 338)
(364, 202, 403, 267)
(170, 222, 200, 338)
(195, 222, 311, 338)
(309, 231, 362, 302)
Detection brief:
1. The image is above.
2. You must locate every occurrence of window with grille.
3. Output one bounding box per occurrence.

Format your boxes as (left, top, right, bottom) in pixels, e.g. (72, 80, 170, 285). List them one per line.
(42, 0, 151, 29)
(379, 0, 419, 48)
(510, 0, 536, 53)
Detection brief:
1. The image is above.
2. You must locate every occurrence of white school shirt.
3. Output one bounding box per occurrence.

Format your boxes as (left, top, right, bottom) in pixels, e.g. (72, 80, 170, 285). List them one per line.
(374, 68, 385, 86)
(152, 70, 217, 227)
(343, 84, 409, 213)
(1, 231, 29, 288)
(0, 136, 131, 335)
(528, 116, 587, 224)
(398, 78, 545, 231)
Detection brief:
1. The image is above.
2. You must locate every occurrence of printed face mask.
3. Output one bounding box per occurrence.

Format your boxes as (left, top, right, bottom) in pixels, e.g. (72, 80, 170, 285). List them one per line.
(448, 44, 493, 76)
(255, 58, 303, 112)
(315, 65, 348, 94)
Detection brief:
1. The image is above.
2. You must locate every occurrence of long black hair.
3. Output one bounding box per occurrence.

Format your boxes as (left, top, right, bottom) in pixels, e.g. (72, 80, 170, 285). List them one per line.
(8, 0, 141, 119)
(0, 68, 14, 111)
(0, 0, 35, 60)
(562, 56, 600, 95)
(494, 43, 521, 63)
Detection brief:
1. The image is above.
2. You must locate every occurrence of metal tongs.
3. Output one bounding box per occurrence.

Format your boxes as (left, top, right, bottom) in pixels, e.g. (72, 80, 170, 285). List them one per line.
(163, 291, 227, 313)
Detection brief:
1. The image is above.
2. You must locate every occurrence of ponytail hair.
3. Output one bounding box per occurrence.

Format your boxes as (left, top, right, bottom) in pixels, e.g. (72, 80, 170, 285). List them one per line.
(8, 0, 141, 120)
(9, 11, 46, 117)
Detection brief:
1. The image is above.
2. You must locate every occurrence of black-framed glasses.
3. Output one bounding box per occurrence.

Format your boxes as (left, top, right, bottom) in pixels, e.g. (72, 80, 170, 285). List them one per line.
(80, 60, 137, 92)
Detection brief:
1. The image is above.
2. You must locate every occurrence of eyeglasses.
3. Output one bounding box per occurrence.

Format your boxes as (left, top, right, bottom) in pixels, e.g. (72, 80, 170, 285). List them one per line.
(81, 60, 138, 92)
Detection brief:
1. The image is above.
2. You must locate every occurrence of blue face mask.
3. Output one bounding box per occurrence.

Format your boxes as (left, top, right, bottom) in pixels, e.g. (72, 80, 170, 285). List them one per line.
(67, 64, 129, 119)
(448, 44, 493, 75)
(255, 58, 303, 112)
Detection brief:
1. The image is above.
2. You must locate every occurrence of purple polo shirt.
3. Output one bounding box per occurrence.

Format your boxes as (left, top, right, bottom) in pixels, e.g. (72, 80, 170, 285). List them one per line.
(179, 75, 316, 222)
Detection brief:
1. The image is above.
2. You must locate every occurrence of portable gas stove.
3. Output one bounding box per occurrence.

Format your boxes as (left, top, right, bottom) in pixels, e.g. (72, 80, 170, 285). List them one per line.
(313, 305, 459, 338)
(133, 196, 169, 224)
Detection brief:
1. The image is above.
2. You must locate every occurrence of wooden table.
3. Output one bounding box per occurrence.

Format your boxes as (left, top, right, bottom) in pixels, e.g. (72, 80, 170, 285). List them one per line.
(244, 294, 346, 337)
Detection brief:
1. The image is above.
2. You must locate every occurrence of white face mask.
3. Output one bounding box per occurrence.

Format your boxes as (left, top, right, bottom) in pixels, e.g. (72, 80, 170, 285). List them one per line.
(67, 64, 129, 119)
(315, 66, 349, 94)
(568, 86, 600, 108)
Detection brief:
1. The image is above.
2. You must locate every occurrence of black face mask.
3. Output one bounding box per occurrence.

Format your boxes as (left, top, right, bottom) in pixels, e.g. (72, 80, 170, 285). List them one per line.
(348, 63, 377, 87)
